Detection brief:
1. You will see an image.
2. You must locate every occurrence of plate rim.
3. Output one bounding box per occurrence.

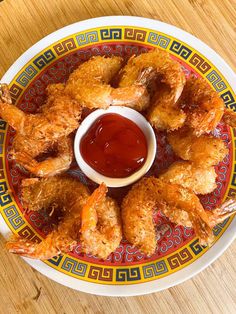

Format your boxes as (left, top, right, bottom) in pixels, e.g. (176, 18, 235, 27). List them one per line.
(1, 15, 236, 296)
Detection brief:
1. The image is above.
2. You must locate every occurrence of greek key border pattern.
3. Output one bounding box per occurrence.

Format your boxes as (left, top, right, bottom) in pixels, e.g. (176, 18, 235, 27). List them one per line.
(9, 26, 233, 105)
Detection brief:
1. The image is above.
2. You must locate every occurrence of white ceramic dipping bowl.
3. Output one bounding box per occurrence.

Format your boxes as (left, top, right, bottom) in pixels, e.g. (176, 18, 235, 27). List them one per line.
(74, 106, 156, 187)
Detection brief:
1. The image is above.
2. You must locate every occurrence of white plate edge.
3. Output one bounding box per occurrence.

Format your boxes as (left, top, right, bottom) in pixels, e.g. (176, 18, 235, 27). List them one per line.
(0, 16, 235, 296)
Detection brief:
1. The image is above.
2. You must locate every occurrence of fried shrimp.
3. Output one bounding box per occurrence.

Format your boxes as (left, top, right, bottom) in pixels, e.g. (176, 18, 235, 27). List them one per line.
(176, 76, 236, 135)
(81, 183, 122, 260)
(122, 177, 236, 255)
(122, 178, 157, 255)
(6, 176, 90, 259)
(20, 176, 90, 213)
(15, 136, 73, 177)
(167, 127, 228, 167)
(222, 108, 236, 128)
(162, 198, 236, 245)
(0, 55, 150, 176)
(65, 56, 149, 110)
(147, 83, 186, 131)
(0, 83, 80, 176)
(159, 161, 217, 195)
(119, 49, 186, 130)
(179, 76, 225, 136)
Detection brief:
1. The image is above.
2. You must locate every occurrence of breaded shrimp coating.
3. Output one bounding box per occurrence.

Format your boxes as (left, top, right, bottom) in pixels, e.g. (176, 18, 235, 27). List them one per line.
(65, 56, 149, 110)
(160, 161, 217, 195)
(119, 49, 186, 130)
(179, 76, 225, 136)
(81, 183, 122, 259)
(122, 177, 236, 255)
(7, 176, 90, 259)
(167, 127, 228, 167)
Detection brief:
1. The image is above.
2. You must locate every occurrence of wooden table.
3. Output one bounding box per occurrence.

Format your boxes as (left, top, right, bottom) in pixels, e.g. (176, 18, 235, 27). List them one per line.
(0, 0, 236, 312)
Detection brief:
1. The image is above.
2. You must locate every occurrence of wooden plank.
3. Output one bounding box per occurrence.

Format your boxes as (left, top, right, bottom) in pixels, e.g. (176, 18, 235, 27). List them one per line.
(0, 0, 236, 312)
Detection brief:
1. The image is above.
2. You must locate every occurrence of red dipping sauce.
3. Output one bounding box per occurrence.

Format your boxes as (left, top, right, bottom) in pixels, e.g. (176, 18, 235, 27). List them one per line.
(80, 113, 148, 178)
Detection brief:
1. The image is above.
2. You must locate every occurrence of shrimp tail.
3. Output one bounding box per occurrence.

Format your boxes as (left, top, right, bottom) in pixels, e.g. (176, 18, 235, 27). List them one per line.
(0, 83, 26, 131)
(222, 108, 236, 128)
(111, 85, 150, 111)
(207, 198, 236, 228)
(191, 214, 215, 246)
(135, 66, 156, 86)
(14, 137, 73, 177)
(80, 183, 122, 259)
(0, 83, 12, 104)
(81, 183, 107, 233)
(6, 237, 41, 257)
(6, 232, 77, 260)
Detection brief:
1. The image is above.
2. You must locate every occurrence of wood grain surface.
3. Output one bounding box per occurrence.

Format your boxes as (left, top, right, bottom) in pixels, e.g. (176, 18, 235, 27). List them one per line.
(0, 0, 236, 313)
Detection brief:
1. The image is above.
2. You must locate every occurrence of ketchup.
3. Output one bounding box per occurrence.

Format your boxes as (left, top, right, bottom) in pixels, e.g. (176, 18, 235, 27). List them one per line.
(80, 113, 147, 178)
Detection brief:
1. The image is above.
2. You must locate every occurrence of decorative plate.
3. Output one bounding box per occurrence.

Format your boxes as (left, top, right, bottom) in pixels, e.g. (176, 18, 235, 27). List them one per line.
(1, 16, 236, 296)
